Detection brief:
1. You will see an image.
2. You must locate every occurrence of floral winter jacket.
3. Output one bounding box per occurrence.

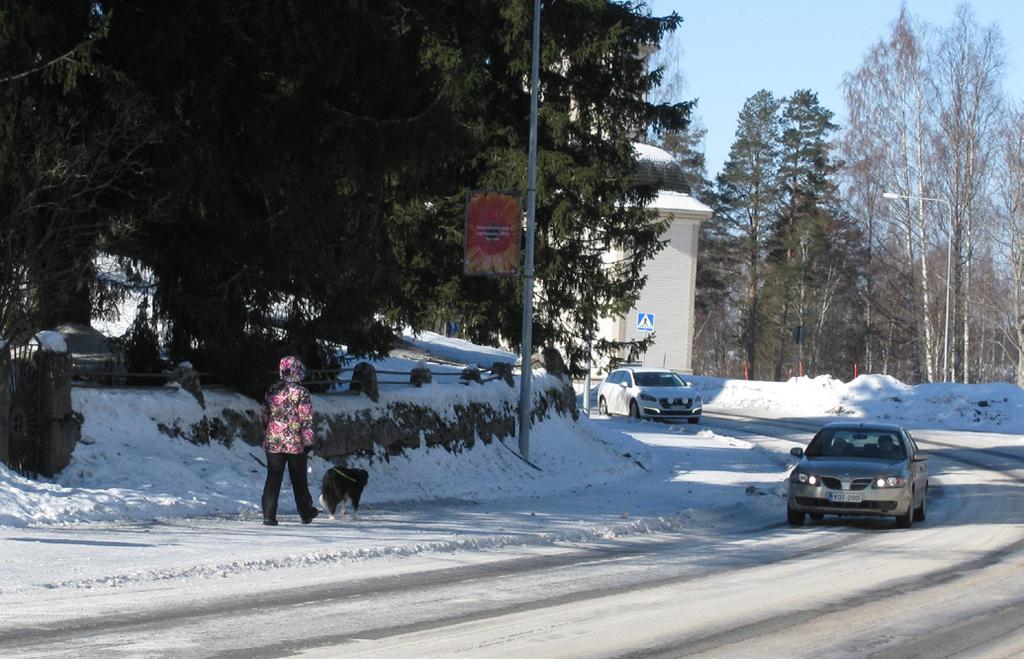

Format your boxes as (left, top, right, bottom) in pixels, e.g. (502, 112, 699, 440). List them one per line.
(261, 356, 315, 454)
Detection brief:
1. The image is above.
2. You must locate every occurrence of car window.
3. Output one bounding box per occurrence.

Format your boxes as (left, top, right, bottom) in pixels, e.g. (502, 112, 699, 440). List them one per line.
(607, 371, 623, 385)
(634, 372, 684, 387)
(904, 431, 922, 457)
(623, 372, 635, 387)
(805, 428, 907, 460)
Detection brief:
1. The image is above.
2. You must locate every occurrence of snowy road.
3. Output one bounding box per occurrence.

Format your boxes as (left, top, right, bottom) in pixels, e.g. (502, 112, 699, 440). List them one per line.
(2, 412, 1023, 657)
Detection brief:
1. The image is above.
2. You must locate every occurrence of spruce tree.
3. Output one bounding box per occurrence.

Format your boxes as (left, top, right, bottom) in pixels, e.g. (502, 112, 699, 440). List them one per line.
(0, 2, 151, 337)
(88, 1, 691, 388)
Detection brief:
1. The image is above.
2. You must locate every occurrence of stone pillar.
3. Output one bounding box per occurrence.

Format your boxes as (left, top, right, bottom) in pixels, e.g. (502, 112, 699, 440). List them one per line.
(35, 332, 82, 477)
(540, 347, 578, 421)
(409, 360, 432, 387)
(349, 362, 380, 402)
(460, 364, 481, 384)
(164, 361, 205, 408)
(489, 362, 515, 387)
(0, 345, 9, 466)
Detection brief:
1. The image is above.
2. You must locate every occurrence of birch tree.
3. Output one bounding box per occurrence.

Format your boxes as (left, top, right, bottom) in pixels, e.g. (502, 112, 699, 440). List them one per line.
(996, 103, 1024, 386)
(841, 8, 934, 382)
(930, 5, 1005, 383)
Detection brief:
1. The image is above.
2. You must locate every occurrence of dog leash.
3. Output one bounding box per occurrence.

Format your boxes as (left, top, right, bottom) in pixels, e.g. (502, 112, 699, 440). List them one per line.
(330, 466, 363, 483)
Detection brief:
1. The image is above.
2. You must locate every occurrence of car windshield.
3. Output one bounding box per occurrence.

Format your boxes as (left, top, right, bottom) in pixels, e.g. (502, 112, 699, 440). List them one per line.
(633, 372, 684, 387)
(805, 428, 906, 460)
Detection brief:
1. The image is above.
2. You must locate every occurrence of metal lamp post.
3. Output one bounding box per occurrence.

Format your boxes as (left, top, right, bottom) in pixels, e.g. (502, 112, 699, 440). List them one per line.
(517, 0, 541, 459)
(882, 191, 953, 382)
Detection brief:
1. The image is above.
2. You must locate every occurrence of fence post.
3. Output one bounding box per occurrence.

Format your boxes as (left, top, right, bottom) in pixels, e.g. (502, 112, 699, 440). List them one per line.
(36, 333, 81, 477)
(0, 345, 9, 465)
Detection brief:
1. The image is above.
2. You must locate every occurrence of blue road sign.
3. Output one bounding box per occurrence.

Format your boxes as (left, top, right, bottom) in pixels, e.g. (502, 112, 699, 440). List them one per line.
(636, 312, 655, 332)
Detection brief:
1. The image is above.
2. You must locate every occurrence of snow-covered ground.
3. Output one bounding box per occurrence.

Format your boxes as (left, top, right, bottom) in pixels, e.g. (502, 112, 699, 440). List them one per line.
(1, 331, 1021, 598)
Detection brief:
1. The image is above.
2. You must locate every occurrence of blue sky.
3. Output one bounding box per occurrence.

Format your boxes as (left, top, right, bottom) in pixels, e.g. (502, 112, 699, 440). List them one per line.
(649, 0, 1024, 177)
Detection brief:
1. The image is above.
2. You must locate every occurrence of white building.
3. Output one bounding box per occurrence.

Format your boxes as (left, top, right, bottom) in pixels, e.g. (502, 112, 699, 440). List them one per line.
(597, 143, 712, 373)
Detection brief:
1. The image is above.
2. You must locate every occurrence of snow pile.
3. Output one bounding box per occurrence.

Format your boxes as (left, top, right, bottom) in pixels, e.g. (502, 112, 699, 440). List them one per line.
(33, 330, 68, 353)
(402, 330, 517, 366)
(692, 373, 1023, 432)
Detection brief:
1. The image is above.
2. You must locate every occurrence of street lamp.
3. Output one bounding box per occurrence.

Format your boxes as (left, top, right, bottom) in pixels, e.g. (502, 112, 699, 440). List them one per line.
(882, 191, 953, 382)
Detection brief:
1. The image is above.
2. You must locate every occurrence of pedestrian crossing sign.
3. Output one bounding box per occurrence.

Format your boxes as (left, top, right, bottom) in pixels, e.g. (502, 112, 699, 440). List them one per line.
(636, 312, 655, 332)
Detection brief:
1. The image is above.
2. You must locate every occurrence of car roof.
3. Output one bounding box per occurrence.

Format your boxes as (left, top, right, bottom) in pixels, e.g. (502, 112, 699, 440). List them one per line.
(617, 367, 675, 374)
(818, 421, 906, 432)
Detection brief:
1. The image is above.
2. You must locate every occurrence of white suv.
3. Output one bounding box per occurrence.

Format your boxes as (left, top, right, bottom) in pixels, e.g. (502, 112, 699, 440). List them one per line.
(597, 367, 702, 423)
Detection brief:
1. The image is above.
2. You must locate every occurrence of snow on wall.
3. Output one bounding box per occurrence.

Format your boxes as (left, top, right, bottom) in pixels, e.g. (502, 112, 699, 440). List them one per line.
(0, 376, 618, 528)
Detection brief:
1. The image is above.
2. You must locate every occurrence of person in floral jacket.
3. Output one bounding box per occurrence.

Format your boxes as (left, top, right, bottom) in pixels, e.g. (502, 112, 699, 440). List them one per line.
(260, 356, 319, 525)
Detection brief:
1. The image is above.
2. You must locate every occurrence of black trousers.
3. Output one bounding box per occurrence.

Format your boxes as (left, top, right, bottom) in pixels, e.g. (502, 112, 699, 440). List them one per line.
(261, 451, 316, 521)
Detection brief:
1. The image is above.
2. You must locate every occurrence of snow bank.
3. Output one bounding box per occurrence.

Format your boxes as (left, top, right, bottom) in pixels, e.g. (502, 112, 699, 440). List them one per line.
(403, 330, 516, 366)
(691, 373, 1023, 432)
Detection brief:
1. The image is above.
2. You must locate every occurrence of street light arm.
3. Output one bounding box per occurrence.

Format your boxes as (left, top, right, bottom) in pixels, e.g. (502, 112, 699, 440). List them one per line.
(882, 191, 951, 212)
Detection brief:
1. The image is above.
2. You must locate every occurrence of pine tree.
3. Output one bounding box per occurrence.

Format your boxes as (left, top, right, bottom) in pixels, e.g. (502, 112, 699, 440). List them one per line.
(764, 90, 840, 379)
(716, 90, 782, 379)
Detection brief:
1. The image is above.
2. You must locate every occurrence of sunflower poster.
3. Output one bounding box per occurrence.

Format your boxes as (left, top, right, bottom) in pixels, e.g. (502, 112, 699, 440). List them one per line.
(464, 191, 522, 276)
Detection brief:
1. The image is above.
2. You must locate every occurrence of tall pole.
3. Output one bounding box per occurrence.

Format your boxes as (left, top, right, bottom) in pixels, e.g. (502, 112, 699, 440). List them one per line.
(518, 0, 541, 459)
(583, 334, 592, 417)
(941, 200, 952, 382)
(882, 191, 953, 382)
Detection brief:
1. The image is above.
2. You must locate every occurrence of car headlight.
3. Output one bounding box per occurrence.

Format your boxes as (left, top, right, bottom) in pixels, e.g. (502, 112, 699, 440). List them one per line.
(791, 472, 819, 485)
(639, 393, 656, 401)
(874, 476, 907, 488)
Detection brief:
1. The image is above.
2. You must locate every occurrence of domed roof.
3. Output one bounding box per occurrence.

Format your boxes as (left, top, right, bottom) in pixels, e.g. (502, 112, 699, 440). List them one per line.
(632, 142, 691, 194)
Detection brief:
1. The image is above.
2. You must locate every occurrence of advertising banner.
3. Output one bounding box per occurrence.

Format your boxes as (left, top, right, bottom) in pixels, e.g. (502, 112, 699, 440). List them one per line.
(464, 191, 522, 276)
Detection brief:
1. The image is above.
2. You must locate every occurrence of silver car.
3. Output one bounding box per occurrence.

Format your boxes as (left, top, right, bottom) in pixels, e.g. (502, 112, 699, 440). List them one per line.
(597, 367, 702, 423)
(787, 422, 928, 529)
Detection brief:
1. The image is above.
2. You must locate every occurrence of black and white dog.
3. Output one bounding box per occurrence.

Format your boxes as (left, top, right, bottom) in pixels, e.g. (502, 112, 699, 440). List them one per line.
(318, 467, 369, 520)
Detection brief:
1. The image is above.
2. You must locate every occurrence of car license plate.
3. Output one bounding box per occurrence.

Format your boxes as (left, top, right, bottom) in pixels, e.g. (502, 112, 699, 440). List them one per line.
(827, 491, 862, 503)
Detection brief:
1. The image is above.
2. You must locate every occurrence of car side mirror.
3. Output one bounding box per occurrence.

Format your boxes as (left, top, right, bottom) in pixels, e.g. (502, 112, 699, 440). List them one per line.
(912, 454, 927, 462)
(619, 381, 628, 388)
(790, 447, 804, 457)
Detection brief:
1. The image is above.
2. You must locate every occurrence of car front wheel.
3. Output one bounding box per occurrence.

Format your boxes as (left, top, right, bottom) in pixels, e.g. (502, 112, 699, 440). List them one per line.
(598, 396, 608, 416)
(629, 400, 641, 419)
(687, 416, 699, 425)
(913, 484, 927, 522)
(787, 506, 805, 526)
(895, 490, 914, 529)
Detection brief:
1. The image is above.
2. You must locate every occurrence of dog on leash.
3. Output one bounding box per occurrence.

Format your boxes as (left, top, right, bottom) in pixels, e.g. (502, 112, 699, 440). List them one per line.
(318, 467, 369, 519)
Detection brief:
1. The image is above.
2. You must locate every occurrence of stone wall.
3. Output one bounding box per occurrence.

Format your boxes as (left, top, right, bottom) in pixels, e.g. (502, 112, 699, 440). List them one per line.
(156, 375, 578, 461)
